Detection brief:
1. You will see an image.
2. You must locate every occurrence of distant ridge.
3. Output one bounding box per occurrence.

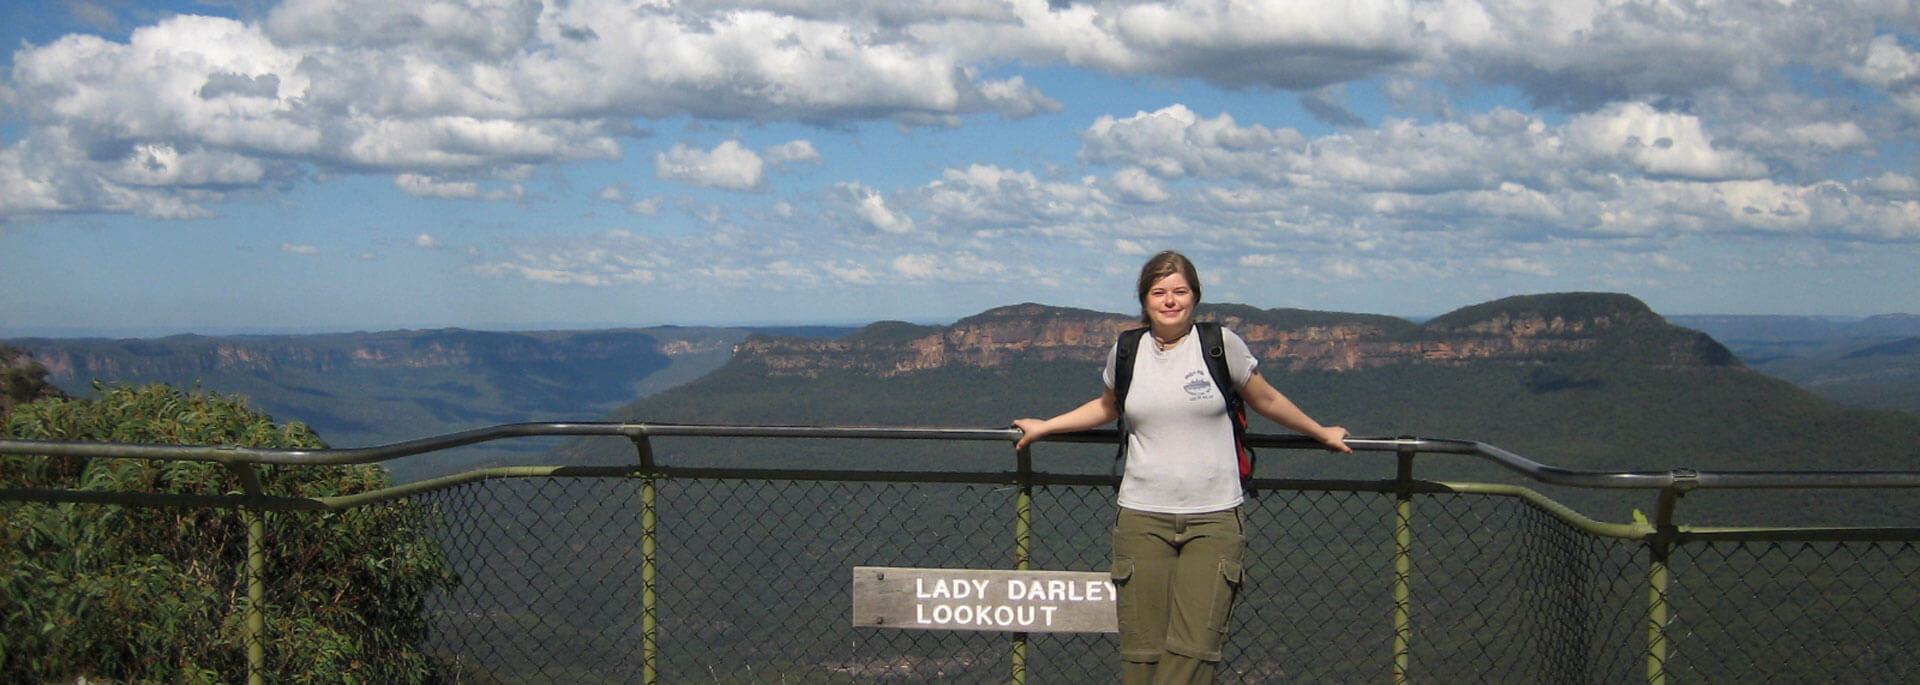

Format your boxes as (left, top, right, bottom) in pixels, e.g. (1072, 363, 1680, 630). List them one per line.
(572, 291, 1920, 527)
(730, 292, 1738, 377)
(1669, 312, 1920, 412)
(1671, 313, 1920, 343)
(11, 292, 1915, 499)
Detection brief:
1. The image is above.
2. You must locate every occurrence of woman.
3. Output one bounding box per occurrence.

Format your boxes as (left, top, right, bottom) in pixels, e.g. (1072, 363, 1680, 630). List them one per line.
(1013, 251, 1351, 685)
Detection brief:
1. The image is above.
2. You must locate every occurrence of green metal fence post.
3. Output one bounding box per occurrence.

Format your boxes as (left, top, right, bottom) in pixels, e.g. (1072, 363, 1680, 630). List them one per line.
(243, 506, 266, 685)
(1646, 481, 1689, 685)
(226, 463, 268, 685)
(632, 436, 660, 685)
(1012, 444, 1034, 685)
(1646, 543, 1670, 685)
(1390, 441, 1417, 685)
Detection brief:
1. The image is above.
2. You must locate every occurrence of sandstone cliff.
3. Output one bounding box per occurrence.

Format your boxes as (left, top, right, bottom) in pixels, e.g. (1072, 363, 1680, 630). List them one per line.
(734, 292, 1738, 377)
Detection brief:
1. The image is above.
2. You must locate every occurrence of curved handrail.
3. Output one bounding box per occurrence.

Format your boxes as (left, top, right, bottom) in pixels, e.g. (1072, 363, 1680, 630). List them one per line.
(4, 421, 1920, 491)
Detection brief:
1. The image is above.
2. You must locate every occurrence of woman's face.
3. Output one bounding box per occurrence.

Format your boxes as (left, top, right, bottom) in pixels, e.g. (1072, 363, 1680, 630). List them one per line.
(1144, 272, 1196, 333)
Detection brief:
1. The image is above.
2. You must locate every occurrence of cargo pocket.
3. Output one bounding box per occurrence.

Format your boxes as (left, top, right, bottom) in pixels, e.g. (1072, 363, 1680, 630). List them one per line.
(1209, 557, 1243, 639)
(1111, 556, 1151, 659)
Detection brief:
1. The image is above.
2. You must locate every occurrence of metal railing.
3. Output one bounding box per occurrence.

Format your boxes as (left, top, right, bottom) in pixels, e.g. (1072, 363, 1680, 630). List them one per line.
(5, 423, 1920, 683)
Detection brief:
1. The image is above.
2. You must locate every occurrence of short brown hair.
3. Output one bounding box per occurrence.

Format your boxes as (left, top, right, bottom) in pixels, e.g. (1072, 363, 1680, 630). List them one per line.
(1134, 251, 1202, 324)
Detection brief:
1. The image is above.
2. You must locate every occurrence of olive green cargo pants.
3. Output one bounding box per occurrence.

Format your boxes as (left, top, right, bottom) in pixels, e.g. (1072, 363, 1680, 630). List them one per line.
(1111, 507, 1245, 685)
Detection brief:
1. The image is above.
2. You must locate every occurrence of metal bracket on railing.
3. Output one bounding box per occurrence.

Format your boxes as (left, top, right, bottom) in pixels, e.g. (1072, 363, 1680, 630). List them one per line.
(1650, 468, 1700, 536)
(1394, 436, 1418, 484)
(629, 435, 657, 472)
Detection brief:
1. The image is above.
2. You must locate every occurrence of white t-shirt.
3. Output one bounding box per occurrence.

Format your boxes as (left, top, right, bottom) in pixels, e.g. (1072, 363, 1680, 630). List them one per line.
(1102, 325, 1257, 514)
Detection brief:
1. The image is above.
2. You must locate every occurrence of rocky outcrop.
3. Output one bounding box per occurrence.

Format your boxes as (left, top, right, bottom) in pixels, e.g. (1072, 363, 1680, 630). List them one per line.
(735, 293, 1740, 377)
(12, 293, 1740, 385)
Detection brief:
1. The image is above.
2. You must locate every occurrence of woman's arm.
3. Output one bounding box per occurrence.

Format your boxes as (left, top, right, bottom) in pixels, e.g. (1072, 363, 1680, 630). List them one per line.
(1013, 389, 1121, 450)
(1240, 372, 1351, 453)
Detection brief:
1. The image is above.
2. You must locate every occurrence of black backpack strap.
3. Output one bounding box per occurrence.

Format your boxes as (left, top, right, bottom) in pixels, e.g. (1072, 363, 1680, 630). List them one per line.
(1112, 327, 1149, 414)
(1113, 324, 1257, 497)
(1197, 323, 1257, 496)
(1196, 322, 1235, 408)
(1111, 327, 1149, 483)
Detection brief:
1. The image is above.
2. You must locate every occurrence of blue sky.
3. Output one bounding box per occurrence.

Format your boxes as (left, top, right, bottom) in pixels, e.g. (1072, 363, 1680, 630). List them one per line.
(3, 1, 1917, 337)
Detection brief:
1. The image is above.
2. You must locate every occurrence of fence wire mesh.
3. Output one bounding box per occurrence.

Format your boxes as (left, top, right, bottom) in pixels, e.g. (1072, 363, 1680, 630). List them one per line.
(1662, 539, 1920, 683)
(15, 456, 1920, 683)
(397, 472, 1906, 684)
(1399, 492, 1647, 684)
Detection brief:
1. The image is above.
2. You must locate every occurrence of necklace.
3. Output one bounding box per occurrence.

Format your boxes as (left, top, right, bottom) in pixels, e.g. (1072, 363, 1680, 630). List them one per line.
(1153, 332, 1186, 351)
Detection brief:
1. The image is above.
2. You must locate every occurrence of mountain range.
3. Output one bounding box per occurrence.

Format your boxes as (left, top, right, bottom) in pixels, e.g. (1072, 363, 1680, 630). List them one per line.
(1668, 314, 1920, 412)
(546, 292, 1919, 526)
(7, 292, 1918, 525)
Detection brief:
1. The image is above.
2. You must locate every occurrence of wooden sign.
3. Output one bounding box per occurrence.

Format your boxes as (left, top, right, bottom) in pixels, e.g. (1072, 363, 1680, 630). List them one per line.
(852, 566, 1118, 633)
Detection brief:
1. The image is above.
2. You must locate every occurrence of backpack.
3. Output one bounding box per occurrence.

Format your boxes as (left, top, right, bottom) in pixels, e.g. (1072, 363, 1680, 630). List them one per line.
(1112, 321, 1256, 495)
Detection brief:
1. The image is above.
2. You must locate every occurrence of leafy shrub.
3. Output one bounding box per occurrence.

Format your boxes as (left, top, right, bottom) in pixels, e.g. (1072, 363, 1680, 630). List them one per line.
(1, 383, 455, 683)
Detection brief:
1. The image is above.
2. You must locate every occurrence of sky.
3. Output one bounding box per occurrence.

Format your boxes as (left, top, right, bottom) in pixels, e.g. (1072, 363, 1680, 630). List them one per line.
(1, 0, 1917, 337)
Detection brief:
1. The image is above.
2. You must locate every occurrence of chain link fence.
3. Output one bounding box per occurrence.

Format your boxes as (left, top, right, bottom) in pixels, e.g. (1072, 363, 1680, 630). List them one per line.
(10, 427, 1920, 683)
(405, 471, 1920, 684)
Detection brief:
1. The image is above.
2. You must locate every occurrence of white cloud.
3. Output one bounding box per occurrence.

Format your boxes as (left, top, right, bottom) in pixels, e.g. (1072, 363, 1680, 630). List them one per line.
(0, 0, 1064, 221)
(765, 140, 824, 166)
(415, 233, 443, 249)
(265, 0, 541, 58)
(395, 173, 524, 200)
(471, 233, 664, 287)
(917, 164, 1111, 232)
(348, 118, 620, 171)
(1567, 103, 1768, 181)
(822, 261, 879, 285)
(595, 182, 629, 203)
(627, 196, 665, 216)
(1081, 104, 1306, 182)
(1483, 256, 1555, 277)
(889, 252, 1010, 283)
(5, 0, 1919, 325)
(281, 243, 321, 255)
(1845, 34, 1920, 90)
(892, 253, 940, 279)
(653, 139, 827, 191)
(593, 181, 664, 214)
(1866, 173, 1920, 196)
(0, 146, 71, 216)
(927, 0, 1433, 90)
(1109, 166, 1171, 203)
(1785, 121, 1870, 150)
(106, 144, 269, 188)
(656, 141, 767, 192)
(837, 182, 918, 234)
(1236, 253, 1452, 283)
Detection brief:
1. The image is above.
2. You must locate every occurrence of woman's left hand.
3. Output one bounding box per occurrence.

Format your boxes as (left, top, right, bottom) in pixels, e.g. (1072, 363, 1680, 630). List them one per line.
(1316, 426, 1353, 454)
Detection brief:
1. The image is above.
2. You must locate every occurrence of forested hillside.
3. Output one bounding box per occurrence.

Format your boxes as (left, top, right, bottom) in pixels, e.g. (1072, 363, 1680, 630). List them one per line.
(1674, 313, 1920, 412)
(559, 293, 1920, 526)
(6, 328, 747, 480)
(10, 296, 1917, 518)
(11, 297, 1920, 681)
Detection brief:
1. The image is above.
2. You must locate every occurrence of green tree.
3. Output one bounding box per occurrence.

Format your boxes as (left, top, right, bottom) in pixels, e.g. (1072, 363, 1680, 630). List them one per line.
(1, 383, 455, 683)
(1, 346, 67, 416)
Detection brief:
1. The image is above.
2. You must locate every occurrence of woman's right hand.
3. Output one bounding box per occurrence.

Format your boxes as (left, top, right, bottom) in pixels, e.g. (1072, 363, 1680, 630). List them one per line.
(1011, 418, 1048, 450)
